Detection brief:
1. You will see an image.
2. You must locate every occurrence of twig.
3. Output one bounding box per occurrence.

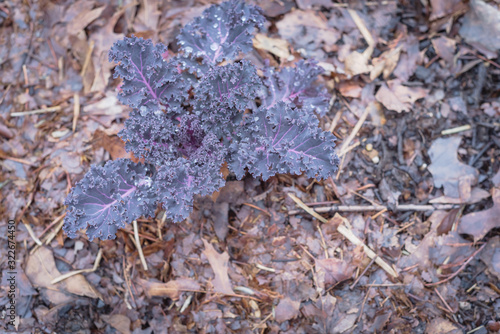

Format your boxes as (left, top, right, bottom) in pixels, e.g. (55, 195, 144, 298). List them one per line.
(51, 249, 103, 284)
(287, 193, 327, 223)
(350, 257, 376, 290)
(441, 125, 472, 136)
(287, 203, 459, 215)
(287, 194, 398, 278)
(0, 151, 34, 166)
(133, 220, 148, 271)
(10, 105, 62, 117)
(242, 202, 271, 216)
(328, 110, 342, 133)
(80, 40, 95, 77)
(434, 287, 454, 313)
(424, 243, 486, 287)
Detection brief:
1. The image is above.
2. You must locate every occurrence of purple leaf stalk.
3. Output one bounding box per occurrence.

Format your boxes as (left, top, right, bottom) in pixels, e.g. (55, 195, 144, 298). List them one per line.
(64, 0, 339, 241)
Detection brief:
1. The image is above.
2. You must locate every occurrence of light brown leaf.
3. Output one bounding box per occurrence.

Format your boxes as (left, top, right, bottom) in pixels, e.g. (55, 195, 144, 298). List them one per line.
(25, 247, 102, 304)
(202, 239, 235, 295)
(253, 33, 290, 60)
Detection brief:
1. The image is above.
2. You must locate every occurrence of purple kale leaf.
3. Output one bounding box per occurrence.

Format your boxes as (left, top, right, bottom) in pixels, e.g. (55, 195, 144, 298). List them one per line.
(63, 159, 156, 241)
(229, 102, 339, 180)
(193, 60, 262, 138)
(109, 36, 187, 112)
(262, 60, 329, 116)
(156, 133, 227, 221)
(177, 0, 264, 68)
(119, 109, 179, 165)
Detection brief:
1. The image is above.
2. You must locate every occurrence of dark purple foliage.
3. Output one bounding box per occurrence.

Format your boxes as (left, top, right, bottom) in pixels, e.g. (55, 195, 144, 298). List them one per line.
(64, 0, 339, 240)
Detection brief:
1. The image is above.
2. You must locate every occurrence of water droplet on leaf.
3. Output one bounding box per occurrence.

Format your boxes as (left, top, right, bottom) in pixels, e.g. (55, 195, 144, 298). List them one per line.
(210, 42, 218, 51)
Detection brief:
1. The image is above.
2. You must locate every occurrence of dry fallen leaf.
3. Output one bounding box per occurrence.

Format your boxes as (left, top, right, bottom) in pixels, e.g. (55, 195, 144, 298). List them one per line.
(253, 33, 290, 60)
(459, 187, 500, 241)
(459, 0, 500, 53)
(25, 247, 102, 304)
(427, 136, 479, 201)
(375, 80, 427, 113)
(479, 236, 500, 280)
(101, 314, 131, 334)
(344, 51, 372, 77)
(425, 317, 462, 334)
(202, 239, 235, 295)
(370, 45, 402, 81)
(275, 297, 301, 323)
(315, 258, 354, 289)
(431, 36, 456, 66)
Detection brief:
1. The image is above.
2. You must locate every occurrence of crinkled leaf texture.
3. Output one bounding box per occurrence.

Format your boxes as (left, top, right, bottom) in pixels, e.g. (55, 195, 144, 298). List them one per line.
(63, 159, 156, 241)
(64, 0, 338, 241)
(194, 61, 262, 137)
(263, 60, 329, 116)
(109, 36, 187, 112)
(177, 0, 264, 70)
(229, 102, 339, 181)
(156, 133, 227, 222)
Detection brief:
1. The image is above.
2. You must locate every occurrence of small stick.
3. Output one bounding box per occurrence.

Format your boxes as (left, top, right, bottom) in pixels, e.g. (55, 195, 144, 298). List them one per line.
(288, 203, 459, 215)
(11, 105, 62, 117)
(51, 249, 103, 284)
(287, 193, 327, 223)
(328, 110, 342, 133)
(242, 202, 271, 216)
(434, 287, 454, 313)
(133, 220, 148, 271)
(424, 243, 486, 287)
(80, 40, 95, 78)
(350, 256, 376, 290)
(441, 125, 472, 136)
(0, 152, 34, 166)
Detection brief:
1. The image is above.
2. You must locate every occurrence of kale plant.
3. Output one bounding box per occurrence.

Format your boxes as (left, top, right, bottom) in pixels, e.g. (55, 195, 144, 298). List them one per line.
(63, 0, 340, 241)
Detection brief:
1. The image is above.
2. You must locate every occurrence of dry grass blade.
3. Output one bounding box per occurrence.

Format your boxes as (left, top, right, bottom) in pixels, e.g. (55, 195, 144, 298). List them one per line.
(133, 220, 149, 271)
(51, 248, 103, 284)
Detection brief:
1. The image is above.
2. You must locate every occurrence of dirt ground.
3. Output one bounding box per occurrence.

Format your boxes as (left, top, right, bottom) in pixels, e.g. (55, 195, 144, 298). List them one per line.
(0, 0, 499, 333)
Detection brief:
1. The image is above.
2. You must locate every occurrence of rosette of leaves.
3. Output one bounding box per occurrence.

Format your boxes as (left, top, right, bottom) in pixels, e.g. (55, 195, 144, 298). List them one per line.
(64, 0, 339, 241)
